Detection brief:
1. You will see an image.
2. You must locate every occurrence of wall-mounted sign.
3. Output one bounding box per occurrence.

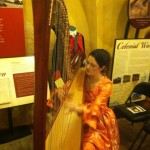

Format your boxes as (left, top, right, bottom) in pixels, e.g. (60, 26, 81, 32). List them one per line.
(0, 1, 25, 57)
(129, 0, 150, 29)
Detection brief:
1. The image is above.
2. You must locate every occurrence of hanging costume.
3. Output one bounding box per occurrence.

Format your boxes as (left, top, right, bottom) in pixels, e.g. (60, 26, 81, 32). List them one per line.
(69, 32, 85, 72)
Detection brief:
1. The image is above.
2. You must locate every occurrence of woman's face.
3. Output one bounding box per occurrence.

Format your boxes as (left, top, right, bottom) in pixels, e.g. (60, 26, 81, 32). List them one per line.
(85, 55, 104, 76)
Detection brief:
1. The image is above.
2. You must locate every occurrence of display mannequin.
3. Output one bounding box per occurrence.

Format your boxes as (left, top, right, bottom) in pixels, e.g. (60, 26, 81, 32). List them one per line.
(69, 25, 85, 57)
(69, 25, 85, 72)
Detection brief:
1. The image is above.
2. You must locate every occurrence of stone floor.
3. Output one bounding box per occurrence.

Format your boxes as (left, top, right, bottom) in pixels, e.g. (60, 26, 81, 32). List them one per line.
(0, 118, 150, 150)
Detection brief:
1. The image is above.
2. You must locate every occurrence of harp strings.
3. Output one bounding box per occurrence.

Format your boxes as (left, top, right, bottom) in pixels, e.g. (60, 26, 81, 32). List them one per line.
(48, 0, 54, 26)
(46, 0, 72, 149)
(46, 1, 85, 149)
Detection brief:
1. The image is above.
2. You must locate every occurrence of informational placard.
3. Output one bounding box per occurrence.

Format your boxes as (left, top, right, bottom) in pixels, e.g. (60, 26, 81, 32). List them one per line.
(0, 1, 25, 57)
(110, 39, 150, 106)
(0, 56, 50, 109)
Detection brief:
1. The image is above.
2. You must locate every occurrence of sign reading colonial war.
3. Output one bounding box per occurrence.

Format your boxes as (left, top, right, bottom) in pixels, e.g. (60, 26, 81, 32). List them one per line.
(110, 39, 150, 106)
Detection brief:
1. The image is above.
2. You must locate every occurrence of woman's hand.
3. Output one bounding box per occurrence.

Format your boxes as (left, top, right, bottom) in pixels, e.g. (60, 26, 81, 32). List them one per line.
(57, 80, 72, 101)
(64, 101, 83, 115)
(57, 88, 67, 101)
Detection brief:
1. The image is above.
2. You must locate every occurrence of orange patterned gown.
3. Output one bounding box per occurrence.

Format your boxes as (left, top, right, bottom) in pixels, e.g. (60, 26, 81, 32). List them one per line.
(81, 76, 120, 150)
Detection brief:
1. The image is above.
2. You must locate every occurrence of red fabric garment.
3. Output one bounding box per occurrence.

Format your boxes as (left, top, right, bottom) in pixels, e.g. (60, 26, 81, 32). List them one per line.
(81, 76, 120, 150)
(69, 33, 85, 57)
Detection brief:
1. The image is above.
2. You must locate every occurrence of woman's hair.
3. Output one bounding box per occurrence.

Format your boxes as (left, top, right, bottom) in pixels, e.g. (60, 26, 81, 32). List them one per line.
(89, 49, 110, 72)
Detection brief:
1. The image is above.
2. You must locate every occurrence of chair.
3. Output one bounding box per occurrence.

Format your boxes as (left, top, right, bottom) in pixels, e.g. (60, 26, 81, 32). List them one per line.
(114, 82, 150, 124)
(129, 121, 150, 150)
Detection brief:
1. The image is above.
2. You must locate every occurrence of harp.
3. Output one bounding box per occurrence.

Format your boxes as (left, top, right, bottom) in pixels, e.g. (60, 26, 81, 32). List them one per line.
(32, 0, 85, 150)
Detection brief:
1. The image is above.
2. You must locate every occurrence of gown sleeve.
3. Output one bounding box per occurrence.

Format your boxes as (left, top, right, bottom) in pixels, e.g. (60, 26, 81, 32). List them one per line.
(81, 79, 112, 129)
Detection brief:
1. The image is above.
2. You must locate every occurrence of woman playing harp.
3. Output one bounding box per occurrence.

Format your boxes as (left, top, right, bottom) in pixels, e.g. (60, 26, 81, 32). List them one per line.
(63, 49, 120, 150)
(32, 0, 119, 149)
